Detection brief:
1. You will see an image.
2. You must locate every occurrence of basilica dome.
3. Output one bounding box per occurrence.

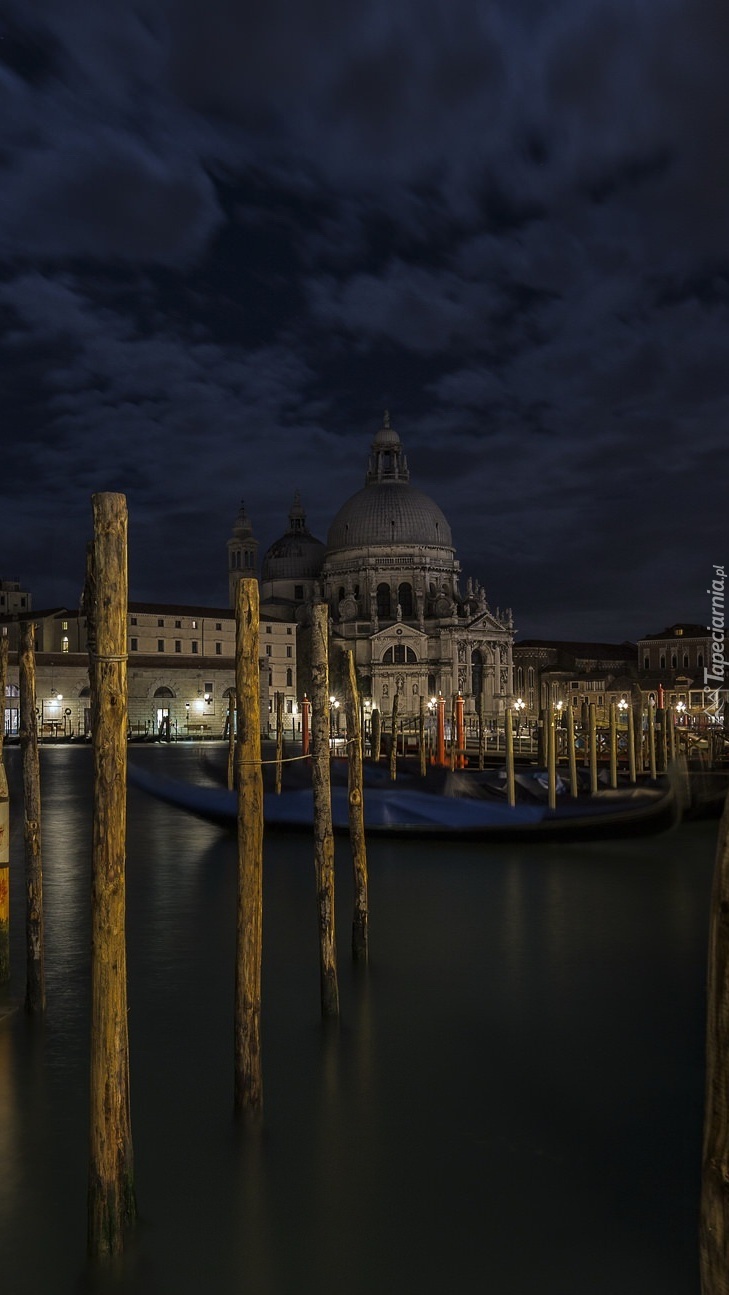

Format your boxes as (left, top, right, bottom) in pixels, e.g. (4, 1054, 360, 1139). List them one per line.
(261, 492, 326, 581)
(326, 414, 453, 552)
(327, 482, 452, 550)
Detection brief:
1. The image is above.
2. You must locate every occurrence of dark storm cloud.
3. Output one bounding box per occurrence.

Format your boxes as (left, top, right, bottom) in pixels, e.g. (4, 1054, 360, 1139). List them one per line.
(0, 0, 727, 634)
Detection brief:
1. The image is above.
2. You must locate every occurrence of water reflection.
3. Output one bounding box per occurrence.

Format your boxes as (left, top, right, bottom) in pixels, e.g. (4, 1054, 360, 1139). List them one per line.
(0, 745, 718, 1294)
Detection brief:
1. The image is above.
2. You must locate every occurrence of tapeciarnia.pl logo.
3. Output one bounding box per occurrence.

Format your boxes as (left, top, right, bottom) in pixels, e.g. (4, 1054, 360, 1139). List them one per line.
(705, 563, 726, 718)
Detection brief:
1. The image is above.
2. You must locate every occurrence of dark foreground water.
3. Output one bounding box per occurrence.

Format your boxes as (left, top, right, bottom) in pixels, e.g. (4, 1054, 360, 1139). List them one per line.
(0, 744, 719, 1295)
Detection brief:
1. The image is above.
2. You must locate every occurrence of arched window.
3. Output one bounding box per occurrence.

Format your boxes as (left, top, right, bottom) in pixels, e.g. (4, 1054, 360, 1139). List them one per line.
(516, 666, 524, 691)
(398, 583, 414, 617)
(660, 654, 666, 669)
(286, 668, 293, 686)
(683, 653, 689, 668)
(527, 667, 535, 688)
(223, 686, 235, 698)
(698, 653, 704, 669)
(671, 654, 677, 668)
(472, 649, 483, 697)
(382, 645, 417, 665)
(377, 583, 391, 619)
(338, 586, 346, 603)
(153, 686, 175, 698)
(427, 674, 436, 696)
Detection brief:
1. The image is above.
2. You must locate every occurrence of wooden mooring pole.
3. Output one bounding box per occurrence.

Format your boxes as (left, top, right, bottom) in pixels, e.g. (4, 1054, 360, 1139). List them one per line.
(609, 701, 618, 789)
(547, 704, 557, 810)
(648, 705, 657, 780)
(87, 494, 135, 1257)
(275, 690, 284, 795)
(588, 702, 598, 795)
(234, 577, 264, 1119)
(19, 620, 44, 1014)
(567, 703, 578, 798)
(310, 604, 339, 1018)
(371, 707, 381, 763)
(343, 650, 368, 962)
(700, 793, 729, 1292)
(389, 691, 399, 782)
(419, 695, 426, 779)
(477, 692, 485, 770)
(627, 704, 637, 784)
(0, 637, 9, 983)
(505, 707, 516, 808)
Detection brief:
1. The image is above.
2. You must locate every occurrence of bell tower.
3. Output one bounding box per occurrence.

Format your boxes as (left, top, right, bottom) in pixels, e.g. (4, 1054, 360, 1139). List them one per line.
(227, 500, 259, 607)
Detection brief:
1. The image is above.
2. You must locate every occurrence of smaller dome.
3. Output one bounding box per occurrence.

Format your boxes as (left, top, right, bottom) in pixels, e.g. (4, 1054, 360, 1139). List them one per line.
(372, 410, 400, 449)
(262, 493, 326, 582)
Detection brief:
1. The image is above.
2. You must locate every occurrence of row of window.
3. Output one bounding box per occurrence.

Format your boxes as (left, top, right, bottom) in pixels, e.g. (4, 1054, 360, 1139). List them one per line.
(130, 639, 224, 655)
(265, 625, 294, 634)
(265, 645, 293, 657)
(130, 617, 224, 631)
(644, 652, 704, 670)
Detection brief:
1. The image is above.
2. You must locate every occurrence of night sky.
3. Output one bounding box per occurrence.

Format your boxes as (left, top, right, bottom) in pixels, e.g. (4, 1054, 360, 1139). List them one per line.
(0, 0, 726, 640)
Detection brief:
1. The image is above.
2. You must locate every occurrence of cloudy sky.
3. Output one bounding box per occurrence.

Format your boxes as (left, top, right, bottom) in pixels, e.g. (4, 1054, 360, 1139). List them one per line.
(0, 0, 726, 640)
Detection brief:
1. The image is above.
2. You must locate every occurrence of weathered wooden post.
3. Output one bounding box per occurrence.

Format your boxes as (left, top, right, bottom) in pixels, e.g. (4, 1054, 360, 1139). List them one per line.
(455, 693, 465, 768)
(343, 650, 368, 962)
(310, 604, 339, 1018)
(86, 494, 136, 1257)
(419, 695, 426, 779)
(371, 707, 381, 763)
(547, 703, 557, 810)
(275, 690, 284, 795)
(227, 691, 236, 790)
(389, 691, 399, 782)
(0, 636, 9, 983)
(19, 621, 44, 1014)
(566, 704, 578, 798)
(436, 694, 446, 766)
(609, 701, 618, 789)
(588, 702, 598, 795)
(477, 692, 485, 770)
(234, 577, 264, 1119)
(538, 707, 547, 767)
(505, 706, 516, 808)
(648, 705, 657, 780)
(627, 704, 637, 783)
(700, 793, 729, 1292)
(668, 705, 676, 763)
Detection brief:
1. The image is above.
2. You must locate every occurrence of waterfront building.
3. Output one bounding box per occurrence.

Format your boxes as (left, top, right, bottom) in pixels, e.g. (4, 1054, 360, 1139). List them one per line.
(1, 602, 297, 740)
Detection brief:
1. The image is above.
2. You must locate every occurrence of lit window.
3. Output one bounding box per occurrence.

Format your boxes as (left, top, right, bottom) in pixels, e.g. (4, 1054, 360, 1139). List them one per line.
(192, 620, 198, 629)
(61, 637, 69, 653)
(61, 620, 68, 630)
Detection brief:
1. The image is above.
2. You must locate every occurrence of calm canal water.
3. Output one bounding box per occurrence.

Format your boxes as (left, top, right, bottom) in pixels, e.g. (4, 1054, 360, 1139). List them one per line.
(0, 744, 719, 1295)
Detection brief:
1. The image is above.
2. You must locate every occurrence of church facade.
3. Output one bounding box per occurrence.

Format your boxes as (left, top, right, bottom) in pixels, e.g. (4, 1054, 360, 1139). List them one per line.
(231, 415, 515, 719)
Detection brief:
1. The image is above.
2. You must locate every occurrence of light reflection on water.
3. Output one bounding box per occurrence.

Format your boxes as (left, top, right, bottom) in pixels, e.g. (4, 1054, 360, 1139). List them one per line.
(0, 743, 718, 1295)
